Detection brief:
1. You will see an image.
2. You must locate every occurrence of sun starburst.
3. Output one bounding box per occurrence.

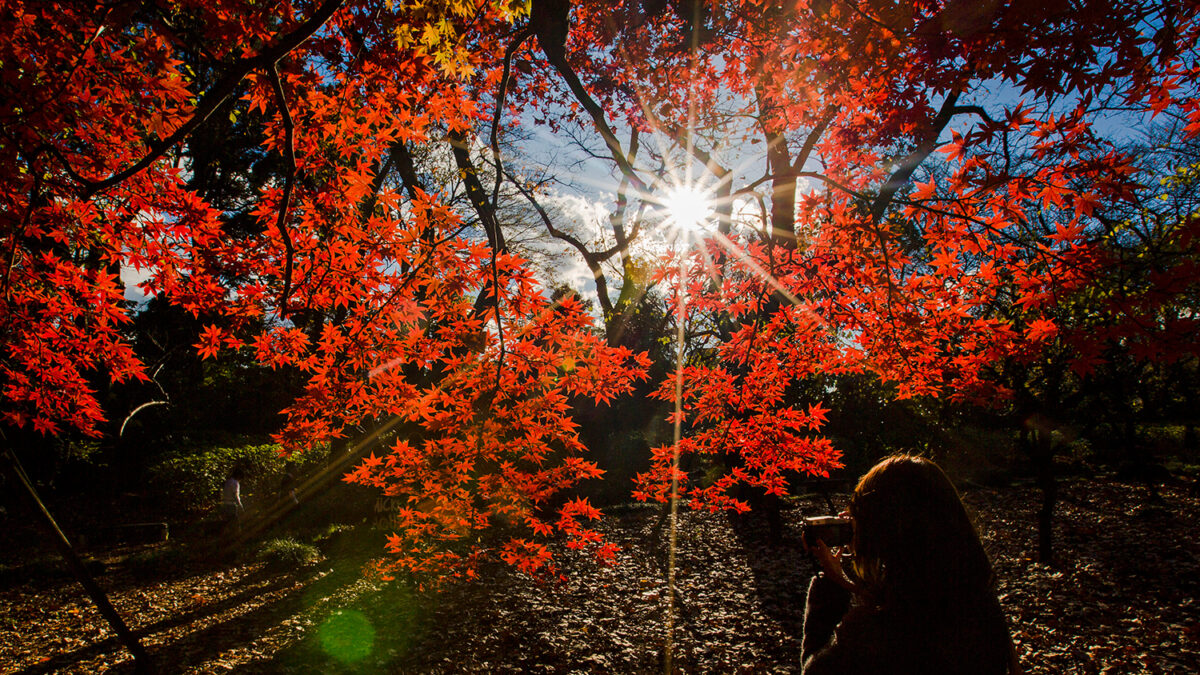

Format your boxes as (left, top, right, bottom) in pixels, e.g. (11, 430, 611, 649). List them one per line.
(662, 184, 714, 233)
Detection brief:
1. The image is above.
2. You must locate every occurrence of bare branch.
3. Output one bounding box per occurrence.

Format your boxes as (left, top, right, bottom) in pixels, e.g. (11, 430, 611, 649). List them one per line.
(535, 6, 648, 196)
(791, 110, 835, 173)
(119, 401, 168, 438)
(507, 170, 615, 315)
(949, 104, 998, 126)
(448, 131, 505, 253)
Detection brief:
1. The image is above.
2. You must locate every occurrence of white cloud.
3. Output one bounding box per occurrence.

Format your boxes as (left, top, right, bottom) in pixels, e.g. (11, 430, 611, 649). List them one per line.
(120, 264, 154, 303)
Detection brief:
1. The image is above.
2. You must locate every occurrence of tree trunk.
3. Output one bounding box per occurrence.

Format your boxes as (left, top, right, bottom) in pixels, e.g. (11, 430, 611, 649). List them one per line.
(3, 445, 152, 673)
(763, 127, 796, 248)
(1030, 430, 1057, 564)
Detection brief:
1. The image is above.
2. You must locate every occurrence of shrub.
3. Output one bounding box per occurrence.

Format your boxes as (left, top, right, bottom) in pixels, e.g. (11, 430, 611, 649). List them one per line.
(311, 523, 355, 546)
(147, 440, 324, 513)
(257, 537, 322, 568)
(1145, 425, 1186, 455)
(123, 546, 194, 578)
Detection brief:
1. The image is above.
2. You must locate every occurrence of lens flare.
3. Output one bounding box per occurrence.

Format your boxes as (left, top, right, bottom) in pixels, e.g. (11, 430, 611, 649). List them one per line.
(318, 609, 375, 664)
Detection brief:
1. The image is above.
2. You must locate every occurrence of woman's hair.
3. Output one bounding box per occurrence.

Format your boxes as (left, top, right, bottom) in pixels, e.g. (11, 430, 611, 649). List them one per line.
(848, 455, 993, 616)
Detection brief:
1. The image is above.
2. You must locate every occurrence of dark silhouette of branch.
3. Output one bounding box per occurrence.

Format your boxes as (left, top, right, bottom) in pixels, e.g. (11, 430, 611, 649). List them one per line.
(870, 88, 962, 223)
(791, 110, 835, 173)
(448, 130, 507, 382)
(448, 131, 505, 253)
(490, 27, 535, 206)
(507, 171, 615, 315)
(949, 104, 998, 126)
(390, 141, 426, 200)
(532, 0, 648, 194)
(76, 0, 345, 198)
(268, 65, 297, 317)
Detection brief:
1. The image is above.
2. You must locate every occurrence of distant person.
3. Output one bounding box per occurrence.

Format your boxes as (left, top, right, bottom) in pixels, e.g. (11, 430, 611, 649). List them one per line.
(801, 455, 1020, 674)
(279, 463, 299, 505)
(220, 468, 245, 532)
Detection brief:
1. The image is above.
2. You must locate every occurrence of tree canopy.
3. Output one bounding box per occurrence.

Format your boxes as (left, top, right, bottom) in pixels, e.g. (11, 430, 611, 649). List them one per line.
(3, 0, 1199, 581)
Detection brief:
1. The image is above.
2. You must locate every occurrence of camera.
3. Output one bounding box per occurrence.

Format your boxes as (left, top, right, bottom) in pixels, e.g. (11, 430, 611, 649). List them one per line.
(802, 516, 854, 549)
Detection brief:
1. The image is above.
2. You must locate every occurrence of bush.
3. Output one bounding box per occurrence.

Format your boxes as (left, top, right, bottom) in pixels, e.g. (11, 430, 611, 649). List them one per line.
(310, 523, 355, 546)
(1145, 425, 1186, 455)
(257, 537, 322, 568)
(123, 545, 194, 578)
(147, 440, 324, 513)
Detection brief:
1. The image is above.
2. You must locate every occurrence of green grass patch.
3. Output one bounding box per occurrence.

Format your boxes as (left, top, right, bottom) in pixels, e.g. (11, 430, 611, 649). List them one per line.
(257, 537, 323, 568)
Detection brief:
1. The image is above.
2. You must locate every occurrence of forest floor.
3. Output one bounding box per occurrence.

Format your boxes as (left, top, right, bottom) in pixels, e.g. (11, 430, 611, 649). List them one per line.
(1, 477, 1198, 674)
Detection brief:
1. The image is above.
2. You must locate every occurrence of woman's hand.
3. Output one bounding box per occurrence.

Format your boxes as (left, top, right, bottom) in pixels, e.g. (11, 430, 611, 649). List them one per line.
(811, 540, 858, 592)
(806, 510, 858, 593)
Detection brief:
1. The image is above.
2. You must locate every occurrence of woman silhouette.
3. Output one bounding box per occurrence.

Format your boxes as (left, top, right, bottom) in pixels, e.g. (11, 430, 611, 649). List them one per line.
(802, 455, 1019, 674)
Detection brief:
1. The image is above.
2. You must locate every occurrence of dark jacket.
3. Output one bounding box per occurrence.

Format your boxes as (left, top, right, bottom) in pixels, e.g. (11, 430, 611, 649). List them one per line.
(801, 574, 1013, 675)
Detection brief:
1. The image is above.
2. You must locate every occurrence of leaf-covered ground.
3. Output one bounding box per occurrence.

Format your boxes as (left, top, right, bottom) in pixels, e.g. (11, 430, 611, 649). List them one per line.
(1, 478, 1198, 673)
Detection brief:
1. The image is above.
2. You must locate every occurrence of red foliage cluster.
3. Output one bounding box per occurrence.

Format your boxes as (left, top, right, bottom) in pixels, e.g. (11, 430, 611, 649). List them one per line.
(4, 0, 1199, 581)
(560, 0, 1200, 511)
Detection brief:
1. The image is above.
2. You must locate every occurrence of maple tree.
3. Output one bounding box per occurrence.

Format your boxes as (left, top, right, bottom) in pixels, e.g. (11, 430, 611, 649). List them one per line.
(4, 0, 1200, 590)
(0, 0, 648, 584)
(504, 0, 1200, 544)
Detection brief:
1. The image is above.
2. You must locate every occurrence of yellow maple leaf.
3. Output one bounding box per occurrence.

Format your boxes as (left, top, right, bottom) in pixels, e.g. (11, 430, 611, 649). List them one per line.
(393, 24, 413, 49)
(420, 23, 441, 48)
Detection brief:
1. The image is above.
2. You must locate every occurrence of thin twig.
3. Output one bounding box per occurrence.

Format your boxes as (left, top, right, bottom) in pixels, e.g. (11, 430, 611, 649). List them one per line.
(268, 64, 297, 317)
